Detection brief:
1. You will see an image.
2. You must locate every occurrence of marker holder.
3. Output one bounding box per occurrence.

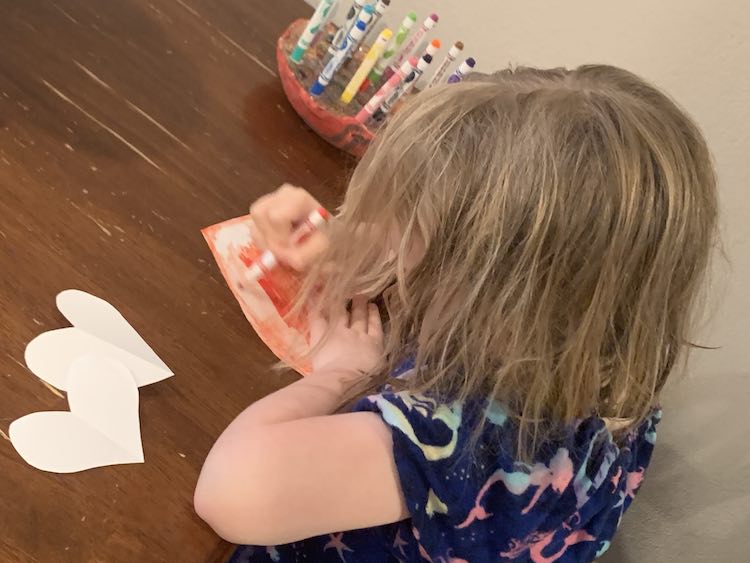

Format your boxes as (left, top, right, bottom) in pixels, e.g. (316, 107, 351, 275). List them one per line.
(277, 18, 376, 158)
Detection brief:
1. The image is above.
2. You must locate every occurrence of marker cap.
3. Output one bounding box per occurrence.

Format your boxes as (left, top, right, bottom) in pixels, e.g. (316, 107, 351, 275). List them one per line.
(417, 54, 433, 70)
(310, 80, 325, 96)
(456, 58, 475, 75)
(375, 0, 390, 15)
(378, 28, 394, 42)
(352, 20, 367, 36)
(449, 42, 464, 58)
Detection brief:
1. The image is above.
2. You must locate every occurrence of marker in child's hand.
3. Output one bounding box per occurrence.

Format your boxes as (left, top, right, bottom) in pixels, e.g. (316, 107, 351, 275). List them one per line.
(244, 207, 330, 283)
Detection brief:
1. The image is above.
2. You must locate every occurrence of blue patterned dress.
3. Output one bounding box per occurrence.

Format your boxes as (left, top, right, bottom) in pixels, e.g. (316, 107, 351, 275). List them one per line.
(231, 383, 659, 563)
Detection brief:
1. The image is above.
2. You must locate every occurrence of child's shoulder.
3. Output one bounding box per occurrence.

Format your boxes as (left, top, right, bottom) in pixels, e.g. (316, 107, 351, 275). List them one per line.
(354, 390, 660, 560)
(355, 389, 660, 463)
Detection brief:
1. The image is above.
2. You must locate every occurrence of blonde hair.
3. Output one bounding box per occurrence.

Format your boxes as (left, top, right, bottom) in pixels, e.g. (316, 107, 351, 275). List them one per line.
(305, 65, 717, 457)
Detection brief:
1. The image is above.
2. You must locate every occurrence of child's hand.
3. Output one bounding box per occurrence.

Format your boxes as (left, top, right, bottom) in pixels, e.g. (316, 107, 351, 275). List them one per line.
(310, 297, 384, 377)
(249, 184, 329, 271)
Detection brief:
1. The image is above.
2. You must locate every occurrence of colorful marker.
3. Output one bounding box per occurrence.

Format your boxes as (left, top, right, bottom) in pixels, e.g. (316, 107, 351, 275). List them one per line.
(426, 41, 463, 87)
(372, 54, 432, 121)
(341, 28, 393, 104)
(356, 57, 414, 123)
(324, 4, 374, 66)
(244, 207, 330, 283)
(383, 14, 438, 82)
(357, 0, 391, 48)
(399, 52, 433, 95)
(422, 38, 441, 59)
(311, 20, 368, 96)
(328, 0, 366, 56)
(447, 57, 476, 83)
(361, 11, 417, 92)
(411, 41, 439, 88)
(290, 0, 336, 63)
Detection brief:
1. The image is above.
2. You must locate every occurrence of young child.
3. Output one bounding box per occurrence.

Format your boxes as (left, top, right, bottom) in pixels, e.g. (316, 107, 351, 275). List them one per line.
(194, 65, 717, 562)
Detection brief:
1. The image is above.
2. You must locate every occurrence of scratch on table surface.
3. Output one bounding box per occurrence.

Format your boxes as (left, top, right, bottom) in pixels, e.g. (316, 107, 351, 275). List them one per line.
(216, 31, 276, 77)
(40, 380, 65, 399)
(74, 60, 192, 151)
(174, 0, 276, 77)
(173, 0, 200, 18)
(53, 3, 80, 25)
(5, 353, 63, 399)
(73, 60, 113, 91)
(87, 216, 112, 237)
(0, 428, 9, 441)
(0, 229, 6, 238)
(125, 100, 192, 151)
(151, 209, 170, 222)
(147, 3, 173, 24)
(41, 79, 165, 173)
(69, 201, 113, 236)
(5, 353, 26, 371)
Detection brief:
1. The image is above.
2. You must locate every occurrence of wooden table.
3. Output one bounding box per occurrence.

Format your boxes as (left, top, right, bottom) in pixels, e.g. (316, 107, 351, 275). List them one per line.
(0, 1, 349, 561)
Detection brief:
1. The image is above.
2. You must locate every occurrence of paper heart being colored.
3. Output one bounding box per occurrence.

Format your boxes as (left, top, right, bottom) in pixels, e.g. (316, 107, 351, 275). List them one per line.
(25, 289, 173, 391)
(203, 216, 312, 375)
(9, 355, 144, 473)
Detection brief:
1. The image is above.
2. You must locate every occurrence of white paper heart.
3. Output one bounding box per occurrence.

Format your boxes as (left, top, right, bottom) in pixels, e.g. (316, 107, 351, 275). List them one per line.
(9, 355, 144, 473)
(25, 290, 173, 391)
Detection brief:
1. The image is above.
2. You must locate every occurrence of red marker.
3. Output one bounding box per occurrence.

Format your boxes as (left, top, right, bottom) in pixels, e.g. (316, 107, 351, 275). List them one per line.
(245, 207, 330, 282)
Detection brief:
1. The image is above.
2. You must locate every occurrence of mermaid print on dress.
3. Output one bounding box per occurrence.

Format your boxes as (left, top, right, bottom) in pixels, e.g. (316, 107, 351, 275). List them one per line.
(231, 393, 659, 563)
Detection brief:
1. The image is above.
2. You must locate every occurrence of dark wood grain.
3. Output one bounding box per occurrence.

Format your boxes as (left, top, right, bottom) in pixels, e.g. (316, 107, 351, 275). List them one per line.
(0, 1, 350, 561)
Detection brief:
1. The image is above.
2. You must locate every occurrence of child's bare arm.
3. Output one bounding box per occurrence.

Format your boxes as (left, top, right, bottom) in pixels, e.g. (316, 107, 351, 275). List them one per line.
(194, 298, 408, 544)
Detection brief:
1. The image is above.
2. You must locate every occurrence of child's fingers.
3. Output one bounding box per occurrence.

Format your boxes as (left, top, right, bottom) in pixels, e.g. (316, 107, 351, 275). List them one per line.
(249, 197, 291, 258)
(333, 299, 350, 328)
(248, 221, 268, 251)
(350, 296, 368, 332)
(275, 231, 329, 271)
(368, 303, 383, 337)
(309, 309, 328, 345)
(251, 185, 320, 251)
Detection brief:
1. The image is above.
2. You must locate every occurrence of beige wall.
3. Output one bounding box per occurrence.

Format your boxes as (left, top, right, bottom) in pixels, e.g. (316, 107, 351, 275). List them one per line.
(307, 0, 750, 560)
